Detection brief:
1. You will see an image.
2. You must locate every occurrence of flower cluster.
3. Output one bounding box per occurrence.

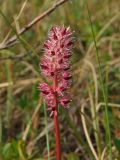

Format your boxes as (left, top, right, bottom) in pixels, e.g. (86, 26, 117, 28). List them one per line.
(39, 26, 73, 116)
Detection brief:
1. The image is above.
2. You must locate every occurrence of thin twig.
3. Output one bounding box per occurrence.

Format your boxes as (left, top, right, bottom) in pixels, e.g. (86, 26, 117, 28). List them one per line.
(84, 59, 98, 106)
(2, 0, 28, 44)
(0, 0, 69, 50)
(80, 104, 99, 160)
(0, 43, 41, 61)
(97, 102, 120, 112)
(101, 147, 107, 160)
(22, 98, 42, 141)
(0, 53, 28, 61)
(0, 78, 41, 89)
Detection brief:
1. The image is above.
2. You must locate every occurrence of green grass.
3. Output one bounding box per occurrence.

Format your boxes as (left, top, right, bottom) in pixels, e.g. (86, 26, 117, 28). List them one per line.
(86, 3, 112, 159)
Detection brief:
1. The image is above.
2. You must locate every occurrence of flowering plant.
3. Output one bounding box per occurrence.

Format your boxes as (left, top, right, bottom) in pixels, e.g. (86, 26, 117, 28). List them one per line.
(39, 26, 73, 160)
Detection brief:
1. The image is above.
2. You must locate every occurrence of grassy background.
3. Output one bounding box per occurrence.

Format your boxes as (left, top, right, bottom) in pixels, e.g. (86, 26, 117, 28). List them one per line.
(0, 0, 120, 159)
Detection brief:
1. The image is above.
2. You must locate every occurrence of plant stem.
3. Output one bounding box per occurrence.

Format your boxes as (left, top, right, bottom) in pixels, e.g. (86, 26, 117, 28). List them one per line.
(6, 60, 13, 129)
(44, 101, 50, 160)
(0, 109, 2, 145)
(54, 74, 61, 160)
(54, 113, 61, 160)
(86, 3, 112, 160)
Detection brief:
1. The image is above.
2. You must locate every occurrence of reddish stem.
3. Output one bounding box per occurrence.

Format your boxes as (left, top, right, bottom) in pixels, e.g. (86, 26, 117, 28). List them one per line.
(54, 74, 61, 160)
(54, 112, 61, 160)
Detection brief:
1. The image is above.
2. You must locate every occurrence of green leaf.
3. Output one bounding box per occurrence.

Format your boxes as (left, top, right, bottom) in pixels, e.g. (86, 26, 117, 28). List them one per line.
(2, 140, 19, 160)
(2, 143, 11, 156)
(114, 138, 120, 152)
(67, 153, 79, 160)
(18, 140, 28, 160)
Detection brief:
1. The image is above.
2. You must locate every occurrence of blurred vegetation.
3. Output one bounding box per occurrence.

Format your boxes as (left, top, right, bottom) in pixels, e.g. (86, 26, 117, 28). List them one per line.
(0, 0, 120, 159)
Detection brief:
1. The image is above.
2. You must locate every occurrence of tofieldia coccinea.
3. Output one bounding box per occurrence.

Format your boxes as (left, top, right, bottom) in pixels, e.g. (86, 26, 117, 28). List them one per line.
(39, 26, 73, 117)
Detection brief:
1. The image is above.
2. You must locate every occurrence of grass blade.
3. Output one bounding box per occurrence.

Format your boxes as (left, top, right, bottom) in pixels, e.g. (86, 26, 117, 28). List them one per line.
(85, 3, 112, 160)
(44, 101, 50, 160)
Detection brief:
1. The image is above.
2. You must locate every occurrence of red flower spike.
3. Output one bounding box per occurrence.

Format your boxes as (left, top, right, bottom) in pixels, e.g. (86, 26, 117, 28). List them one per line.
(39, 26, 73, 111)
(39, 26, 73, 160)
(39, 83, 53, 95)
(63, 72, 72, 80)
(60, 96, 72, 107)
